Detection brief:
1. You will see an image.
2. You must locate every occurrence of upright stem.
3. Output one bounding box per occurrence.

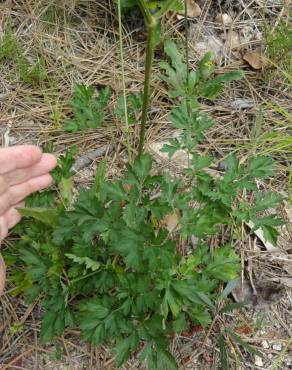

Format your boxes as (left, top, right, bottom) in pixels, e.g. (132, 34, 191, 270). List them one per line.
(137, 19, 157, 157)
(118, 0, 132, 163)
(184, 0, 191, 167)
(184, 0, 190, 96)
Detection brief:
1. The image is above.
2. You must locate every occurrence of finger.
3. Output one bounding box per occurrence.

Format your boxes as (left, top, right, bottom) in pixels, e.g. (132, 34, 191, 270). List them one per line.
(0, 174, 53, 214)
(5, 153, 57, 187)
(0, 145, 42, 174)
(0, 201, 25, 245)
(0, 254, 6, 295)
(0, 175, 8, 195)
(7, 202, 25, 230)
(0, 215, 8, 241)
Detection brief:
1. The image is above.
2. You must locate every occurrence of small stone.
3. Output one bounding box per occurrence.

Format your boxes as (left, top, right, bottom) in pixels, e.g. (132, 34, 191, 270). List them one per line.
(240, 25, 254, 43)
(262, 340, 269, 349)
(254, 30, 262, 41)
(230, 98, 254, 110)
(215, 13, 233, 25)
(195, 36, 223, 63)
(221, 30, 241, 49)
(273, 343, 282, 351)
(240, 25, 263, 43)
(228, 31, 241, 49)
(255, 355, 263, 367)
(285, 357, 292, 366)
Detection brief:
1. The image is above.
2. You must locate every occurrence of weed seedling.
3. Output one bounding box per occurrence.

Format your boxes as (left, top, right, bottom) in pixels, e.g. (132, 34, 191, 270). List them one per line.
(0, 18, 21, 61)
(115, 92, 143, 125)
(266, 15, 292, 73)
(64, 84, 111, 132)
(0, 18, 48, 84)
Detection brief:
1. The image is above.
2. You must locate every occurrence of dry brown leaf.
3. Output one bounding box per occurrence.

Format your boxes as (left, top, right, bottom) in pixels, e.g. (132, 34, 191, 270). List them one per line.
(243, 51, 263, 70)
(235, 325, 254, 335)
(181, 324, 204, 337)
(177, 0, 201, 19)
(123, 183, 131, 192)
(162, 209, 180, 233)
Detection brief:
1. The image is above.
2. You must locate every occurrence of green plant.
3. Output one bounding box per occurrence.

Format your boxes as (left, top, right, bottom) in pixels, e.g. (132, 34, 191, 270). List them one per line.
(18, 56, 48, 84)
(115, 92, 143, 125)
(0, 18, 21, 61)
(64, 84, 111, 132)
(15, 58, 282, 370)
(266, 15, 292, 73)
(24, 146, 77, 208)
(10, 1, 283, 369)
(0, 18, 47, 84)
(41, 3, 66, 24)
(116, 0, 137, 11)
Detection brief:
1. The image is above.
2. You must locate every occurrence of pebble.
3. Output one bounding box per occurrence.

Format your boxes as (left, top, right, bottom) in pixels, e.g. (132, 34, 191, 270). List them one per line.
(254, 355, 263, 367)
(262, 340, 269, 349)
(285, 357, 292, 366)
(215, 13, 233, 25)
(272, 343, 282, 351)
(230, 98, 254, 109)
(195, 36, 223, 63)
(221, 30, 241, 49)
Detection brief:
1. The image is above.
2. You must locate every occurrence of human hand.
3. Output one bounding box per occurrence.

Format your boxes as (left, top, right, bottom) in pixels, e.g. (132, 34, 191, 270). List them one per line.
(0, 145, 57, 294)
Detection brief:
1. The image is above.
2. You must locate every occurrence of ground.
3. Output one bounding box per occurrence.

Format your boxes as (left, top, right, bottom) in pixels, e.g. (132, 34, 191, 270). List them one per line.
(0, 0, 291, 369)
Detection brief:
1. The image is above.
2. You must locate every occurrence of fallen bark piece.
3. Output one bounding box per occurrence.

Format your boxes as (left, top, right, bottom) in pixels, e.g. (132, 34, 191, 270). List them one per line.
(71, 144, 113, 172)
(232, 278, 285, 308)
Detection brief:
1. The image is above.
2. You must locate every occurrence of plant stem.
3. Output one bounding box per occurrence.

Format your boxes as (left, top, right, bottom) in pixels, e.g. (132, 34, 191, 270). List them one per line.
(184, 0, 191, 168)
(137, 19, 157, 157)
(138, 0, 152, 24)
(155, 0, 178, 18)
(117, 0, 132, 163)
(184, 0, 190, 95)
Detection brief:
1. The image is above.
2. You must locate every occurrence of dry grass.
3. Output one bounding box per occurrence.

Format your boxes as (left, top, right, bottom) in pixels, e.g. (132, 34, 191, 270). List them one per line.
(0, 0, 291, 369)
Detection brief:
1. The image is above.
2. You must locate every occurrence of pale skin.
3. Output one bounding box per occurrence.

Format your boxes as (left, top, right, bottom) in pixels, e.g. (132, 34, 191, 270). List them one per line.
(0, 145, 57, 294)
